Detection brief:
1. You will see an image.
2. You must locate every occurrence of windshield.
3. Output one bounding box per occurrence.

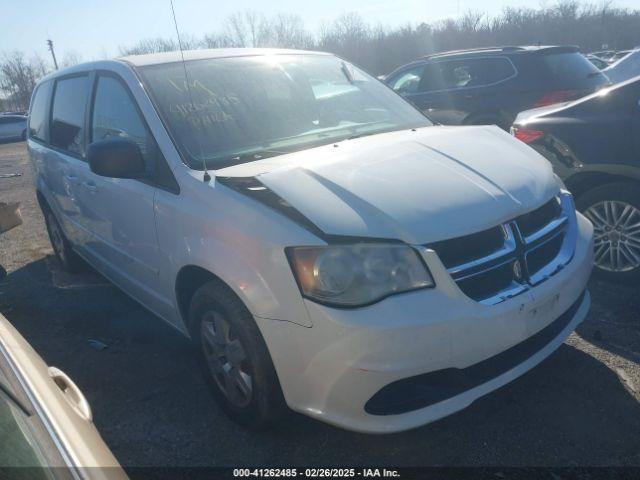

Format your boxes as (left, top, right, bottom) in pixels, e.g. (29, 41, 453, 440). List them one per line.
(139, 54, 432, 169)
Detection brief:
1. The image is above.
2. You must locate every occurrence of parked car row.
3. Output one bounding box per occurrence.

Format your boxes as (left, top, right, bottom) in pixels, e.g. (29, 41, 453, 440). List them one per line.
(602, 49, 640, 84)
(384, 45, 640, 282)
(512, 76, 640, 282)
(590, 48, 639, 65)
(383, 46, 609, 130)
(586, 49, 640, 82)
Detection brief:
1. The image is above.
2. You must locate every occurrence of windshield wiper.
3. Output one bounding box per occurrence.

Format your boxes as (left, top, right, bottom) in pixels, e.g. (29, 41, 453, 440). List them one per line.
(229, 149, 290, 162)
(340, 61, 355, 84)
(208, 148, 292, 169)
(347, 131, 381, 140)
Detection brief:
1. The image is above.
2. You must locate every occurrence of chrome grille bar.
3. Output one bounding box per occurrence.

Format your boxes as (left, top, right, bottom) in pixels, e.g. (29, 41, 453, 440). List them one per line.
(435, 192, 577, 305)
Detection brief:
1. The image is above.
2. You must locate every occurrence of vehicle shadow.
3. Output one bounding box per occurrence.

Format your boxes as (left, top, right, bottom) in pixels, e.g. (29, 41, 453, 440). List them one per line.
(1, 258, 639, 468)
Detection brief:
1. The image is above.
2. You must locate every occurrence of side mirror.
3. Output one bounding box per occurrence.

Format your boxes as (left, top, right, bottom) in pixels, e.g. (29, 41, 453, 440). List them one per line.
(87, 138, 146, 179)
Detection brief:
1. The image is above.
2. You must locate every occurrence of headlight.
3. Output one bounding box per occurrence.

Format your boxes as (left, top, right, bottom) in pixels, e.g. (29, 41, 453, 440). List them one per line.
(286, 244, 434, 307)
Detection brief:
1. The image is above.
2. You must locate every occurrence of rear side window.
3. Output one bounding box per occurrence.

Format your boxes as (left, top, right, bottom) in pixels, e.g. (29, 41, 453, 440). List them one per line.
(28, 81, 52, 142)
(91, 75, 154, 171)
(418, 57, 515, 93)
(481, 58, 517, 84)
(50, 76, 90, 156)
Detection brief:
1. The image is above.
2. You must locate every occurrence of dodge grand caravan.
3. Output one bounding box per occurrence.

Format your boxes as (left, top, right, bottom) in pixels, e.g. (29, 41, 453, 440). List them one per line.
(28, 49, 594, 433)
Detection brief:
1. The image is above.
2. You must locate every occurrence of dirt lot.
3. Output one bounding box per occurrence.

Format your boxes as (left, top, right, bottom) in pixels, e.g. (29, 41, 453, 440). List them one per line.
(1, 141, 639, 469)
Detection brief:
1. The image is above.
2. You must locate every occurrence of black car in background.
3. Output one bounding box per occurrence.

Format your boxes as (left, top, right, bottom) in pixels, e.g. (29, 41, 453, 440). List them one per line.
(512, 76, 640, 283)
(385, 46, 609, 130)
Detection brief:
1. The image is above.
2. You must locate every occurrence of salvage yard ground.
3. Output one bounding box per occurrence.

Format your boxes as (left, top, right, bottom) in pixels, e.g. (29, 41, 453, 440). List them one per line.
(0, 140, 639, 468)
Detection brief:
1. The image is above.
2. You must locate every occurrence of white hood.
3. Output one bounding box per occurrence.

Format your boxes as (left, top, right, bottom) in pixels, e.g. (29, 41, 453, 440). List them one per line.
(216, 126, 558, 244)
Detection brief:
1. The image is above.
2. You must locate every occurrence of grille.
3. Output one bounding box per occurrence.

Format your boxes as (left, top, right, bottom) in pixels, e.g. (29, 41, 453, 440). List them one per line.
(527, 234, 564, 276)
(427, 193, 576, 304)
(516, 197, 562, 237)
(429, 227, 505, 269)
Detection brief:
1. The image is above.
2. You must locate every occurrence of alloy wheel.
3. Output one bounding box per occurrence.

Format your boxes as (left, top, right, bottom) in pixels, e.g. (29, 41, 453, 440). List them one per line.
(200, 310, 253, 408)
(584, 200, 640, 272)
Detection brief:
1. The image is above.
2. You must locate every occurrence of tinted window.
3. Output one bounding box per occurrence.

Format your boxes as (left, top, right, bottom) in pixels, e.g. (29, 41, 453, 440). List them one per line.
(91, 76, 153, 170)
(419, 57, 515, 92)
(50, 76, 90, 155)
(140, 55, 431, 169)
(390, 66, 424, 94)
(481, 58, 516, 83)
(28, 82, 52, 142)
(540, 52, 606, 88)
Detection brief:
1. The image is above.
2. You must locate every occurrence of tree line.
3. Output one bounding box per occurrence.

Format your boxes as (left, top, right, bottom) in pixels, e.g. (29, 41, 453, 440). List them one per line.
(2, 0, 640, 112)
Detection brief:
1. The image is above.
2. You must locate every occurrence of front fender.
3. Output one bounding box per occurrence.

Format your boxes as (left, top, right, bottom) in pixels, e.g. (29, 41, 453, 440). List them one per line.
(155, 183, 319, 330)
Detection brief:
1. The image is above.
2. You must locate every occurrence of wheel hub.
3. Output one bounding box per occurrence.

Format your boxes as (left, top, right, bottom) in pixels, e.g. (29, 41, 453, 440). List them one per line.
(200, 311, 252, 408)
(584, 200, 640, 273)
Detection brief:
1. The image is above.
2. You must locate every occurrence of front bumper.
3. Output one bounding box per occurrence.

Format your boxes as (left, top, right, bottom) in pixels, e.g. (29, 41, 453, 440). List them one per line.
(256, 213, 593, 433)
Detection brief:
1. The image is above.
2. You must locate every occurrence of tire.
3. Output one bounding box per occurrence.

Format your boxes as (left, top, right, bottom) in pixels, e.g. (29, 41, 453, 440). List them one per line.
(43, 207, 85, 272)
(189, 280, 287, 430)
(576, 182, 640, 284)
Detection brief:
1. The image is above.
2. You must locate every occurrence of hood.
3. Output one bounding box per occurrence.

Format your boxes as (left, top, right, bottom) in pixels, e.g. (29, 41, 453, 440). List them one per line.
(216, 126, 558, 244)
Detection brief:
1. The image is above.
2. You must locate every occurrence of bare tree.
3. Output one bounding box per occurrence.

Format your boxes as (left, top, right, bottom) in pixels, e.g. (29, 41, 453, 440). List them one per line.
(0, 52, 48, 111)
(3, 1, 640, 96)
(119, 35, 198, 56)
(60, 51, 83, 68)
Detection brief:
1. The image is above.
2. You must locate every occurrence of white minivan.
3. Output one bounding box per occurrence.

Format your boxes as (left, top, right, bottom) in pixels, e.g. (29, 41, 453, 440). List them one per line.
(29, 49, 594, 434)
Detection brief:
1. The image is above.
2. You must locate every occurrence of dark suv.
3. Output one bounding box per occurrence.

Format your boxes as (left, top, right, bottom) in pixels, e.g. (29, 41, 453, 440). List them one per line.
(512, 76, 640, 284)
(384, 46, 609, 129)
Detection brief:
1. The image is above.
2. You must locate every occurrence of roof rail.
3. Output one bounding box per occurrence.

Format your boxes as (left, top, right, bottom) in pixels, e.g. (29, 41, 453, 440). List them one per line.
(421, 46, 526, 59)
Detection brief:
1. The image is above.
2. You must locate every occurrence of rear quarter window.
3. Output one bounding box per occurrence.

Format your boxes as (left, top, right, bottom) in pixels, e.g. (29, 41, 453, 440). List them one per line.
(538, 52, 607, 89)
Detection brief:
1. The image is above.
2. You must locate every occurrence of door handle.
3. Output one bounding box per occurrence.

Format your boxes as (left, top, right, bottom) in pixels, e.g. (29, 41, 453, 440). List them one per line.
(48, 366, 93, 422)
(83, 181, 98, 193)
(63, 174, 78, 183)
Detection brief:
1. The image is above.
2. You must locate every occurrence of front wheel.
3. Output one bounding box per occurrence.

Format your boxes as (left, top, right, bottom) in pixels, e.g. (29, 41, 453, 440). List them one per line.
(577, 182, 640, 284)
(189, 280, 287, 429)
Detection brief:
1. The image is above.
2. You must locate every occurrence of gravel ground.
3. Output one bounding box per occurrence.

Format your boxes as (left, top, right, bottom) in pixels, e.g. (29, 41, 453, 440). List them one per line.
(0, 141, 639, 470)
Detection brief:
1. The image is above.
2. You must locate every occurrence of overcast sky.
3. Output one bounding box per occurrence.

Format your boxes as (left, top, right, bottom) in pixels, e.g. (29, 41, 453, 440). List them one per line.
(3, 0, 640, 62)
